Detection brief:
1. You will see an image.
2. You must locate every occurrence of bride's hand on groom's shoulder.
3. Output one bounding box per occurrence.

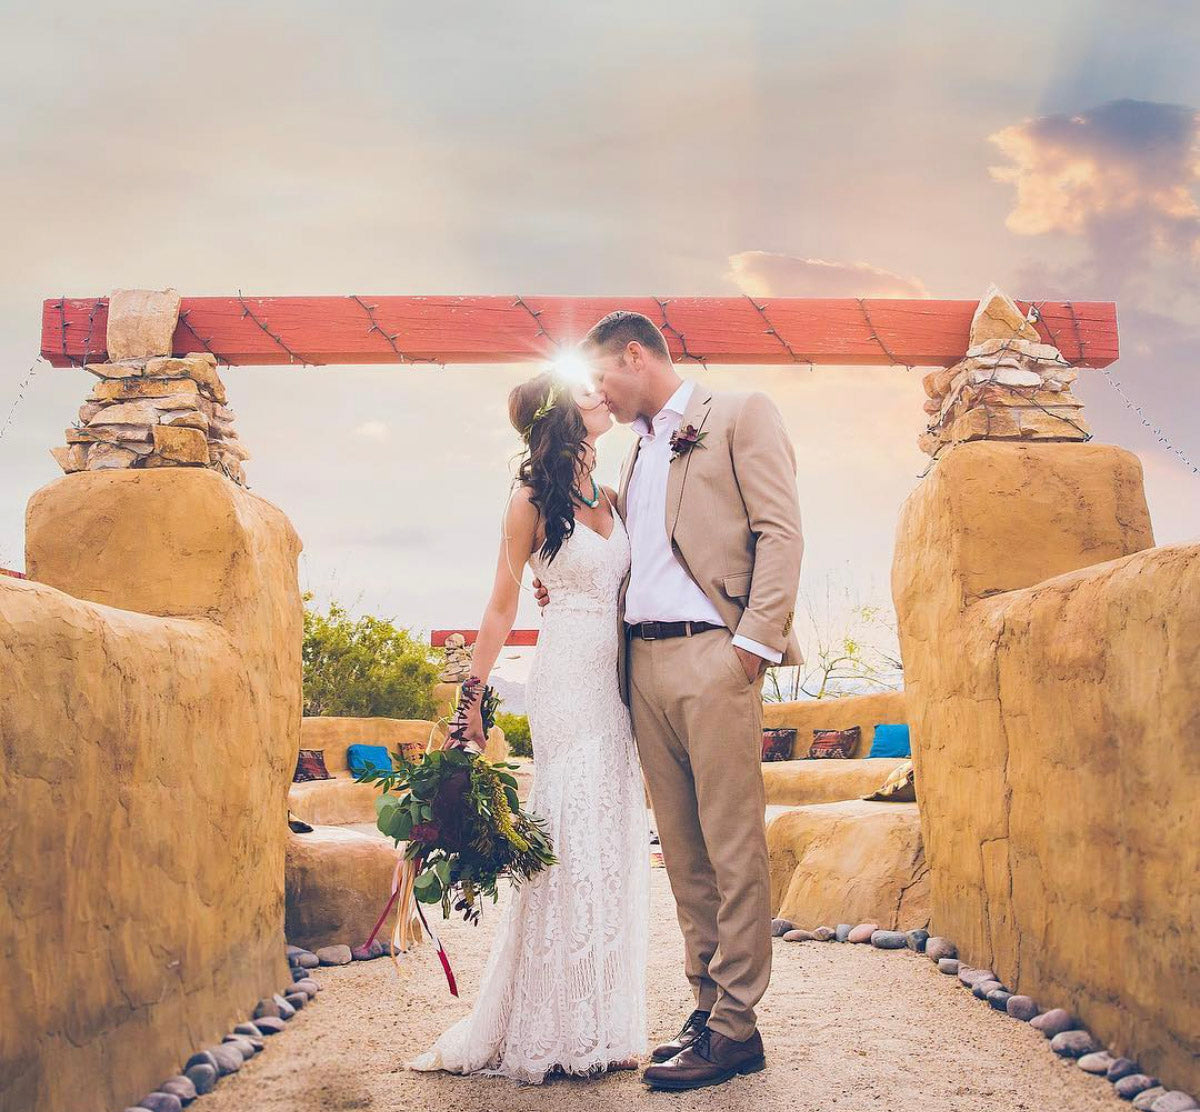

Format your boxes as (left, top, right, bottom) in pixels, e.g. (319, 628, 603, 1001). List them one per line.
(533, 577, 549, 610)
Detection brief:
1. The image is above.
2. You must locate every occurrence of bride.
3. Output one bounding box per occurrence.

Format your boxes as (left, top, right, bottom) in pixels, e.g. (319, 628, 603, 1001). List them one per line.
(407, 371, 651, 1084)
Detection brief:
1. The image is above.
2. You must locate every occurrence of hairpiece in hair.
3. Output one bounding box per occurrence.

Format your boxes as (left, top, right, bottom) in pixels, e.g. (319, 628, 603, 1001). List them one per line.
(522, 383, 559, 440)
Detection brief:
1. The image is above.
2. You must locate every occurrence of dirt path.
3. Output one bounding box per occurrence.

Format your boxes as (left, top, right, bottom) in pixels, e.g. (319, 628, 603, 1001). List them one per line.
(201, 870, 1117, 1112)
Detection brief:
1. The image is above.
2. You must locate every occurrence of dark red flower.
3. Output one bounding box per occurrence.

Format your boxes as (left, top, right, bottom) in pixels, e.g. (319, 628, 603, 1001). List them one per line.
(410, 822, 441, 843)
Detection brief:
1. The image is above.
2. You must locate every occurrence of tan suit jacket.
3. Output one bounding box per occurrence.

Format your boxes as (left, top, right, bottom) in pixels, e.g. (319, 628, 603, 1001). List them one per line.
(616, 384, 804, 703)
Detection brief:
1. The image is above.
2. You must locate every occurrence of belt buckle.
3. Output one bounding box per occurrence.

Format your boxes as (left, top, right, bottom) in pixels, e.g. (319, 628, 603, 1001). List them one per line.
(642, 621, 660, 641)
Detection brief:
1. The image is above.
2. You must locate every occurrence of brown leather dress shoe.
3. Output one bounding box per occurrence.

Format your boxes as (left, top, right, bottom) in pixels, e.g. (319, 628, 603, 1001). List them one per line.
(650, 1008, 711, 1062)
(642, 1026, 766, 1090)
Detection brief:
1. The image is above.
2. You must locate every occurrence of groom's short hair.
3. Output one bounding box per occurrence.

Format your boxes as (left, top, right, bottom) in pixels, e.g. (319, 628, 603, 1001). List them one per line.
(581, 311, 671, 361)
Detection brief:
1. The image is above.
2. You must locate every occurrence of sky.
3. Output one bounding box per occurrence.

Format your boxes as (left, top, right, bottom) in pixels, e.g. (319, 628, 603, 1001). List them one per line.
(1, 1, 1198, 687)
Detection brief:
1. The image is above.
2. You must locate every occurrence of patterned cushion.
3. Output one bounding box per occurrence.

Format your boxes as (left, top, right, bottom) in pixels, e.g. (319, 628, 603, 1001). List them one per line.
(862, 759, 916, 803)
(761, 728, 797, 762)
(293, 748, 332, 782)
(808, 726, 859, 759)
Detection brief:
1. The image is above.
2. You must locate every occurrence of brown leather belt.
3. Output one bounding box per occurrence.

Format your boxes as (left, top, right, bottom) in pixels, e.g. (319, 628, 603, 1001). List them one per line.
(626, 620, 724, 641)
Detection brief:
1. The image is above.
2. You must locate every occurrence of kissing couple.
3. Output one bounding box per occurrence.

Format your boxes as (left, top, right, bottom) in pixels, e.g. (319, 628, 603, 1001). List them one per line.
(409, 310, 803, 1089)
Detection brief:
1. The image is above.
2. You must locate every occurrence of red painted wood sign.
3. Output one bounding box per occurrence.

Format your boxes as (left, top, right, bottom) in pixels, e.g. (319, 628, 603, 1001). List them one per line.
(431, 629, 539, 648)
(41, 296, 1118, 369)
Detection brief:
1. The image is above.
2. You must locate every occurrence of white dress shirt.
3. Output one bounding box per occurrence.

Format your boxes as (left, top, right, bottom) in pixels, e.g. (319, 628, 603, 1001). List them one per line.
(624, 379, 782, 664)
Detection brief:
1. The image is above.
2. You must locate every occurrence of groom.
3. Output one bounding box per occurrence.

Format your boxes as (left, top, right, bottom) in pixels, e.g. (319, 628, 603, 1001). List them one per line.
(538, 311, 803, 1090)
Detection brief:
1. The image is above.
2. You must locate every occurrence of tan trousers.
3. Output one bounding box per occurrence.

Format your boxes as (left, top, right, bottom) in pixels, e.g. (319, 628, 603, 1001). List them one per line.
(628, 626, 771, 1042)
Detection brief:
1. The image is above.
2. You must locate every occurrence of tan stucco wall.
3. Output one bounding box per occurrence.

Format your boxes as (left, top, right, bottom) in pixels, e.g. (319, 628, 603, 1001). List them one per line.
(764, 689, 908, 758)
(762, 757, 908, 806)
(0, 469, 303, 1112)
(892, 440, 1198, 1092)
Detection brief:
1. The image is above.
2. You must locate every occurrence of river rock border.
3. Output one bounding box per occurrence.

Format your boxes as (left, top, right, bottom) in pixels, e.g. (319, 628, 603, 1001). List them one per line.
(772, 918, 1197, 1112)
(120, 939, 391, 1111)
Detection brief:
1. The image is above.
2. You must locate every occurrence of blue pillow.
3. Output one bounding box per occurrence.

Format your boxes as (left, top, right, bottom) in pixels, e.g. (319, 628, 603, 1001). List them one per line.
(868, 723, 911, 759)
(346, 743, 393, 775)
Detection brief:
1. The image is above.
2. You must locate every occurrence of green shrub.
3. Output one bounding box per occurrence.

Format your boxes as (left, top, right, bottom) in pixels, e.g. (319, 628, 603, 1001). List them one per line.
(495, 711, 532, 758)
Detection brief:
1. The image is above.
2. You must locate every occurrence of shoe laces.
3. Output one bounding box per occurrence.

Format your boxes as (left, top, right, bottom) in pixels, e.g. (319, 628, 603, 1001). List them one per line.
(683, 1008, 710, 1035)
(691, 1026, 714, 1061)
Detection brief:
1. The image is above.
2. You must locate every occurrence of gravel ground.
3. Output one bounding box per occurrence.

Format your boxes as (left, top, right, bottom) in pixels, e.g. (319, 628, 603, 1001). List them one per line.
(200, 869, 1119, 1112)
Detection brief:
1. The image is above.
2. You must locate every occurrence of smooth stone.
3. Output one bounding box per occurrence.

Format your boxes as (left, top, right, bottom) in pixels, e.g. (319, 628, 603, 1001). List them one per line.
(1031, 1008, 1075, 1037)
(1149, 1094, 1199, 1112)
(297, 952, 320, 968)
(351, 943, 375, 960)
(183, 1064, 217, 1095)
(906, 929, 930, 952)
(221, 1036, 256, 1060)
(938, 958, 960, 975)
(782, 929, 815, 942)
(1108, 1059, 1140, 1083)
(1116, 1075, 1160, 1100)
(294, 978, 320, 996)
(771, 918, 794, 938)
(1134, 1091, 1168, 1112)
(315, 944, 353, 966)
(234, 1021, 263, 1038)
(225, 1032, 263, 1053)
(253, 997, 281, 1020)
(272, 992, 296, 1016)
(1006, 995, 1039, 1021)
(1078, 1051, 1115, 1074)
(811, 926, 837, 941)
(285, 992, 307, 1010)
(285, 944, 305, 958)
(973, 979, 1003, 1000)
(835, 924, 853, 943)
(987, 988, 1013, 1010)
(925, 937, 957, 962)
(291, 967, 309, 982)
(871, 930, 908, 949)
(1050, 1030, 1100, 1058)
(369, 937, 388, 958)
(182, 1051, 218, 1074)
(847, 923, 879, 944)
(138, 1094, 182, 1112)
(959, 968, 995, 987)
(209, 1044, 243, 1074)
(253, 1015, 286, 1034)
(158, 1077, 196, 1105)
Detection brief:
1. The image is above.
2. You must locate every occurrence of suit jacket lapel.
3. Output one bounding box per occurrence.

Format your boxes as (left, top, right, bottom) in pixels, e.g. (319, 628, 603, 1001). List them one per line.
(666, 384, 713, 541)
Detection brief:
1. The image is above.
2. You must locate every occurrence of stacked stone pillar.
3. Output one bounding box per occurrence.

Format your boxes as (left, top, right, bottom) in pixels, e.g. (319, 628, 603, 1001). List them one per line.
(918, 285, 1090, 457)
(51, 288, 250, 485)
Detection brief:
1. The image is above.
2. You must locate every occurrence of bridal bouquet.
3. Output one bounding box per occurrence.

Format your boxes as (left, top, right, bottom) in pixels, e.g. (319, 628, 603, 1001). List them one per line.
(355, 677, 555, 994)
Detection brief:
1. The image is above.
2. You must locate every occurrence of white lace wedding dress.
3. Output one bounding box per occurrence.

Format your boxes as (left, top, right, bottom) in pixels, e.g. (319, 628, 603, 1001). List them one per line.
(408, 502, 650, 1084)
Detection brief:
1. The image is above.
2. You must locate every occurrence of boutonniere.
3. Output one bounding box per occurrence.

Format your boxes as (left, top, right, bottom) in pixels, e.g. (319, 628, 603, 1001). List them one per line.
(669, 423, 708, 462)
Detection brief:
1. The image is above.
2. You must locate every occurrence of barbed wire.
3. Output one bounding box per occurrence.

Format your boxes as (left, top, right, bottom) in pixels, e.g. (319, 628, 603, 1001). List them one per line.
(236, 290, 311, 366)
(654, 297, 707, 367)
(1097, 366, 1199, 475)
(179, 309, 230, 367)
(745, 296, 813, 369)
(856, 298, 911, 370)
(349, 295, 445, 368)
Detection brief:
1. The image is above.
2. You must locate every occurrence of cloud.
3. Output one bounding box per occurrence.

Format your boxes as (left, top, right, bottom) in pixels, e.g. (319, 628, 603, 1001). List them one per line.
(354, 420, 391, 442)
(989, 99, 1200, 292)
(727, 252, 929, 298)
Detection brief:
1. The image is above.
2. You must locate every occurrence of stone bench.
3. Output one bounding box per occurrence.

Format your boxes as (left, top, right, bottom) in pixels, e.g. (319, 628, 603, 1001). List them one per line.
(284, 825, 402, 952)
(767, 800, 929, 929)
(762, 757, 908, 807)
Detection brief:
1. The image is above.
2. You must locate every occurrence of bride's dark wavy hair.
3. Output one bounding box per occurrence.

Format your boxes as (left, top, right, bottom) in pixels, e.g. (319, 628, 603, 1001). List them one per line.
(509, 372, 589, 563)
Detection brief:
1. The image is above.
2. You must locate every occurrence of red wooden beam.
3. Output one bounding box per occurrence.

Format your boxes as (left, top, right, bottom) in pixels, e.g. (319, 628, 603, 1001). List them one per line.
(431, 629, 539, 648)
(1, 568, 26, 580)
(40, 296, 1119, 369)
